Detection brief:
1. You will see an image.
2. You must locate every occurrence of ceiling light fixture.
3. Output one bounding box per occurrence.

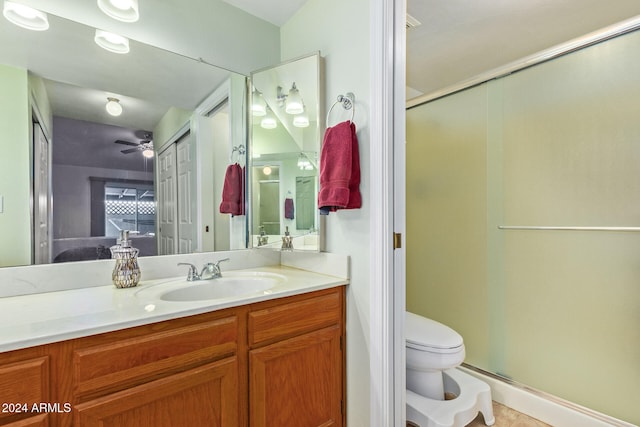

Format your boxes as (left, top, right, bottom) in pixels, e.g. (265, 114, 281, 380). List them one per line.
(261, 108, 277, 129)
(2, 1, 49, 31)
(97, 0, 139, 23)
(297, 153, 313, 170)
(95, 29, 130, 54)
(285, 82, 304, 115)
(105, 97, 122, 116)
(251, 89, 266, 116)
(142, 147, 154, 158)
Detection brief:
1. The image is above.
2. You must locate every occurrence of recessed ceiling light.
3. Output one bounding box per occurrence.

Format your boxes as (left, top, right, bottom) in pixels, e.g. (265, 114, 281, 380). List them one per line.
(95, 29, 130, 54)
(3, 1, 49, 31)
(105, 97, 123, 116)
(97, 0, 139, 23)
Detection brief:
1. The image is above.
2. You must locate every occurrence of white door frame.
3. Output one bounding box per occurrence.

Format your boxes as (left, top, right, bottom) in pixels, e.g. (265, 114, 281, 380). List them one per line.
(369, 0, 406, 425)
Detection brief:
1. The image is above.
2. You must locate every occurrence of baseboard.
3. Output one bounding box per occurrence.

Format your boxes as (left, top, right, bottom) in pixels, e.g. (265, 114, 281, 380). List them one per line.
(458, 365, 637, 427)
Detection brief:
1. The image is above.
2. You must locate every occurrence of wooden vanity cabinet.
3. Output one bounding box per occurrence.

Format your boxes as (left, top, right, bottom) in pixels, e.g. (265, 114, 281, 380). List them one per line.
(0, 286, 345, 427)
(68, 310, 241, 427)
(248, 287, 346, 427)
(0, 348, 50, 427)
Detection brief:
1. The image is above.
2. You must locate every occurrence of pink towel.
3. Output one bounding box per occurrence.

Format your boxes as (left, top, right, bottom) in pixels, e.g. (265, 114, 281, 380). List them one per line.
(219, 163, 245, 216)
(318, 120, 361, 214)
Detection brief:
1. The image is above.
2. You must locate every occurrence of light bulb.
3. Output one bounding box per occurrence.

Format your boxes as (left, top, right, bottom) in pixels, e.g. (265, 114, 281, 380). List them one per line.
(261, 108, 277, 129)
(3, 1, 49, 31)
(251, 89, 266, 116)
(293, 113, 309, 128)
(142, 148, 154, 158)
(106, 98, 122, 116)
(95, 29, 130, 54)
(285, 82, 304, 114)
(97, 0, 139, 22)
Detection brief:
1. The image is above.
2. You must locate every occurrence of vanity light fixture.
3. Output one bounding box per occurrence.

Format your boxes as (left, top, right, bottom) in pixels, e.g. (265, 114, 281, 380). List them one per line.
(297, 153, 313, 170)
(293, 109, 309, 128)
(260, 107, 277, 129)
(95, 29, 130, 54)
(285, 82, 304, 115)
(105, 97, 123, 116)
(251, 89, 266, 116)
(3, 1, 49, 31)
(97, 0, 139, 23)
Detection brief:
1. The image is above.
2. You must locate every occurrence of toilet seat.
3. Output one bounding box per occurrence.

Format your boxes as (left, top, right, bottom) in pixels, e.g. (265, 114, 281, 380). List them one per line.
(406, 311, 463, 353)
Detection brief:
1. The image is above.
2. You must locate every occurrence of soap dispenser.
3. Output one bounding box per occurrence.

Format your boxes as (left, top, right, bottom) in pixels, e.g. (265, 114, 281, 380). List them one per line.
(281, 226, 293, 251)
(110, 230, 141, 288)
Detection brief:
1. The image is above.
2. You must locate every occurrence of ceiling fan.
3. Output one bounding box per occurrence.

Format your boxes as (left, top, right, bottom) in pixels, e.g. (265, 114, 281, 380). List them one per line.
(114, 133, 154, 158)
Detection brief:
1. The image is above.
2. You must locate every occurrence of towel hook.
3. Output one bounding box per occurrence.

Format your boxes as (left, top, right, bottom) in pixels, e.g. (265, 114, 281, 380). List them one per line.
(230, 144, 245, 162)
(326, 92, 355, 128)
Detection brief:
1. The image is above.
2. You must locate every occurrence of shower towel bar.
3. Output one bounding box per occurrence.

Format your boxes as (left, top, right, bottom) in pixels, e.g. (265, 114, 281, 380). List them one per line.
(326, 92, 355, 127)
(498, 225, 640, 232)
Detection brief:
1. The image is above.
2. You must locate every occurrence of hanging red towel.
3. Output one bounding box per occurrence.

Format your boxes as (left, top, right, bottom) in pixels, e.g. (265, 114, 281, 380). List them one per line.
(318, 120, 361, 214)
(219, 163, 245, 216)
(284, 198, 295, 219)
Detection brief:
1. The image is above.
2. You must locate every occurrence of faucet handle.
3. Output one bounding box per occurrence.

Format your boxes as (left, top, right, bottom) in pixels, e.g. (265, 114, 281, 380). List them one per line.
(213, 258, 230, 268)
(177, 262, 200, 281)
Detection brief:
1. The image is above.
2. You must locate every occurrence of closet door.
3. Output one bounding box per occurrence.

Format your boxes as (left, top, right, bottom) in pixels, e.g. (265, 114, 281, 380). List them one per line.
(176, 132, 197, 253)
(32, 123, 50, 264)
(157, 144, 177, 255)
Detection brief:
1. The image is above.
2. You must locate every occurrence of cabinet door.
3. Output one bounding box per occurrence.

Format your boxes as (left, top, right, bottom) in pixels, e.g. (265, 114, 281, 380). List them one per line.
(2, 414, 48, 427)
(74, 358, 238, 427)
(249, 325, 342, 427)
(0, 357, 49, 426)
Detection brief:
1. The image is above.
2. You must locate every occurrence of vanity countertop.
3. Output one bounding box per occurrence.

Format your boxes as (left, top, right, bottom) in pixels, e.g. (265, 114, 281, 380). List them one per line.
(0, 265, 347, 353)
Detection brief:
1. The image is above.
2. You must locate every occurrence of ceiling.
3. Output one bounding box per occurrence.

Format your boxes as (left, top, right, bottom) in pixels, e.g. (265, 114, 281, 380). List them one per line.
(3, 0, 640, 170)
(406, 0, 640, 101)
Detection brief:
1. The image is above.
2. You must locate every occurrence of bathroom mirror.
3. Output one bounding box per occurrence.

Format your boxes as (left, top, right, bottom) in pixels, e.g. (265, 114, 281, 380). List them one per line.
(249, 53, 323, 251)
(0, 11, 248, 268)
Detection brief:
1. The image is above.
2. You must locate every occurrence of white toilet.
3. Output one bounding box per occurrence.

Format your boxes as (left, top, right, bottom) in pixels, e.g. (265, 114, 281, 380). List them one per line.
(406, 311, 495, 427)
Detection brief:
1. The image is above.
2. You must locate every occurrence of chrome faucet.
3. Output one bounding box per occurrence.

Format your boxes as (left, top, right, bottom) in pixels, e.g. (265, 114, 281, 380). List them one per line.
(177, 258, 230, 281)
(200, 258, 230, 279)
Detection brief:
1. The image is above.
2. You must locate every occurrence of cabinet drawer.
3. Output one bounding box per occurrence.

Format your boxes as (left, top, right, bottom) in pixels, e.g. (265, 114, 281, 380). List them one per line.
(74, 358, 238, 427)
(248, 289, 342, 347)
(74, 316, 237, 398)
(0, 357, 49, 425)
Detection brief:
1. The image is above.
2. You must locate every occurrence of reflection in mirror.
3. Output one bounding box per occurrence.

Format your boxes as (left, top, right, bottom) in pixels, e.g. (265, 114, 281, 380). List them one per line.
(0, 11, 248, 268)
(250, 53, 323, 251)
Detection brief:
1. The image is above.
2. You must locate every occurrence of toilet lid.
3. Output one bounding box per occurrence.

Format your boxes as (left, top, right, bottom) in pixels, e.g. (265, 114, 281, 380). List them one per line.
(405, 311, 463, 350)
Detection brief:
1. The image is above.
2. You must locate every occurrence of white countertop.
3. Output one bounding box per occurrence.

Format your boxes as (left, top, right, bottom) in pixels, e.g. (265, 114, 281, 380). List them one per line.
(0, 265, 347, 353)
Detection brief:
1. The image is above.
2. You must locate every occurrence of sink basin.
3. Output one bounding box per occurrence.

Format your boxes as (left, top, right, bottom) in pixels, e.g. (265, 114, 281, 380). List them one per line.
(158, 272, 285, 302)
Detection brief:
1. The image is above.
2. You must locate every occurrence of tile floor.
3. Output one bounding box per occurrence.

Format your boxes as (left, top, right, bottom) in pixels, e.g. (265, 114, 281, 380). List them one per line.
(407, 401, 551, 427)
(467, 401, 550, 427)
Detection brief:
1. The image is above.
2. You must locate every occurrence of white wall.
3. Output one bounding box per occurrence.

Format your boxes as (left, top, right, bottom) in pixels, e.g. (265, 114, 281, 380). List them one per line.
(281, 0, 371, 424)
(0, 65, 31, 267)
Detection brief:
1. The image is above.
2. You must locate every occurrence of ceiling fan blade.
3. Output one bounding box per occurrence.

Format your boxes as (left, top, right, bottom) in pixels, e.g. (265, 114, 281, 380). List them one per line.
(121, 148, 140, 154)
(115, 140, 140, 146)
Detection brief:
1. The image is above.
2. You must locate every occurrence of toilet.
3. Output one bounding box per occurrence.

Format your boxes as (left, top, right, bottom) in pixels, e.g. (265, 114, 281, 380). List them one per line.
(406, 311, 495, 427)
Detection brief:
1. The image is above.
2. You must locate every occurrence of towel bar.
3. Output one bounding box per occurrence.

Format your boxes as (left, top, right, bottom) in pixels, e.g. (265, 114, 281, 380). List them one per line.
(326, 93, 355, 127)
(498, 225, 640, 232)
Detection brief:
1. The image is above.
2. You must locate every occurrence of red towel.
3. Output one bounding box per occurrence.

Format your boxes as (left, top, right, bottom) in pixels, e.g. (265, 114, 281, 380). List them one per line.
(284, 198, 295, 219)
(219, 163, 245, 216)
(318, 121, 361, 213)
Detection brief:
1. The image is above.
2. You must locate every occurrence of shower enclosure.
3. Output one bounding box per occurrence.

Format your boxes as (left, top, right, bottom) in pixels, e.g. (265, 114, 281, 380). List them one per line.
(406, 25, 640, 425)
